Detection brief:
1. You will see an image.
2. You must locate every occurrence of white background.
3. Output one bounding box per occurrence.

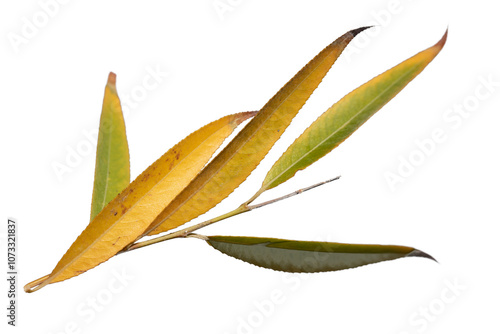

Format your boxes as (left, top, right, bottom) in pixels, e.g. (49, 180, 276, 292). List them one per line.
(1, 0, 499, 333)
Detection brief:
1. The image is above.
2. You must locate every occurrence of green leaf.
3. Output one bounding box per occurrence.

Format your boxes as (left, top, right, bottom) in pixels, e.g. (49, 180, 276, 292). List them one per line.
(206, 236, 435, 273)
(90, 73, 130, 220)
(258, 30, 448, 192)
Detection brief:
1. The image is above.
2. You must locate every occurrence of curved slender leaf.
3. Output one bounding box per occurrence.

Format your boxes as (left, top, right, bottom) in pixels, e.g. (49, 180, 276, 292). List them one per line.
(147, 27, 369, 236)
(90, 73, 130, 220)
(259, 30, 447, 192)
(25, 111, 254, 292)
(207, 236, 435, 273)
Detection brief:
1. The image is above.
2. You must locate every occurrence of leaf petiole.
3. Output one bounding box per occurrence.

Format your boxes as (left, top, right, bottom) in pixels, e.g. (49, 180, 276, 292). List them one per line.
(245, 176, 340, 209)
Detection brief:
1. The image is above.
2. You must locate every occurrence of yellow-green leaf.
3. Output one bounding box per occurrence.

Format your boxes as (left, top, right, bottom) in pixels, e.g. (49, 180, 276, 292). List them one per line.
(147, 27, 368, 236)
(90, 73, 130, 221)
(207, 236, 435, 273)
(259, 30, 447, 192)
(24, 111, 255, 292)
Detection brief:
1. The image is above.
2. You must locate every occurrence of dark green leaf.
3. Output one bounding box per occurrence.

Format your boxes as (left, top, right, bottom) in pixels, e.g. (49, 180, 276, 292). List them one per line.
(207, 236, 435, 273)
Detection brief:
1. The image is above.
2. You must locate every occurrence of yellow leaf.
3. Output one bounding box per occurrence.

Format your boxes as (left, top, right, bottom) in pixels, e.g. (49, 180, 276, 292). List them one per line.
(146, 27, 367, 236)
(24, 111, 255, 292)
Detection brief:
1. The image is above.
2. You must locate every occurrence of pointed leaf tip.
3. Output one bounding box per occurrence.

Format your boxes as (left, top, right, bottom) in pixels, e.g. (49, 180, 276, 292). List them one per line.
(350, 26, 372, 37)
(407, 249, 438, 263)
(436, 28, 448, 49)
(107, 72, 117, 86)
(236, 110, 259, 123)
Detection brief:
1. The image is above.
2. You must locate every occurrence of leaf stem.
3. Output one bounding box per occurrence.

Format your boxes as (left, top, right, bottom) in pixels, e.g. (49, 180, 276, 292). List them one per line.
(186, 233, 209, 241)
(247, 176, 340, 211)
(243, 187, 265, 206)
(120, 176, 340, 253)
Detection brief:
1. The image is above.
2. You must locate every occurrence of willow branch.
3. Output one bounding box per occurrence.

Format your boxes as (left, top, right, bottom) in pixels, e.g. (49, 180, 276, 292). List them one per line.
(120, 176, 340, 253)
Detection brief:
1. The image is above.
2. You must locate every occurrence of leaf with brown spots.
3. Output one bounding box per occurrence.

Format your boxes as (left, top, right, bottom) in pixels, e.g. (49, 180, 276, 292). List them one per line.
(24, 110, 255, 292)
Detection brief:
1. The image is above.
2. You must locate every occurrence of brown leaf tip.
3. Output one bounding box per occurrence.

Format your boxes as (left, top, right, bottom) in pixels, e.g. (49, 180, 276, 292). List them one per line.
(108, 72, 117, 86)
(350, 26, 372, 37)
(435, 28, 448, 49)
(233, 111, 258, 125)
(244, 110, 259, 118)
